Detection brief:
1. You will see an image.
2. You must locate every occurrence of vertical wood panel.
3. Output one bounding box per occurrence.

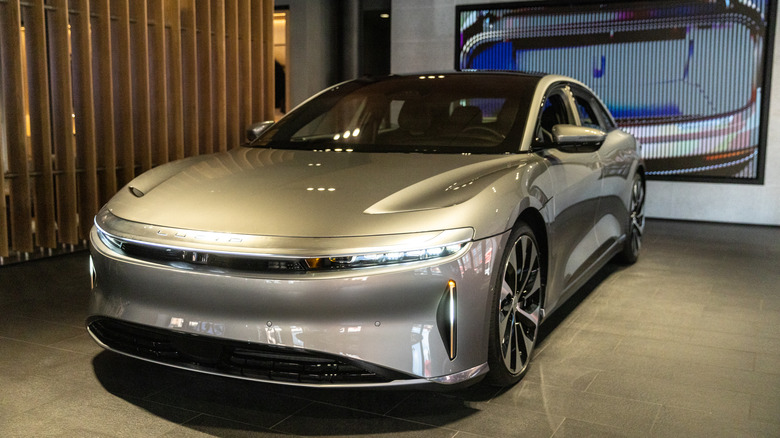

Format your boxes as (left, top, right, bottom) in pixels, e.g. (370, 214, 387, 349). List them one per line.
(0, 48, 6, 258)
(196, 0, 213, 154)
(212, 0, 227, 152)
(70, 0, 99, 240)
(112, 0, 136, 187)
(225, 0, 239, 148)
(0, 130, 6, 256)
(25, 0, 56, 248)
(130, 1, 153, 172)
(238, 0, 252, 132)
(48, 0, 79, 245)
(0, 0, 18, 256)
(180, 0, 199, 157)
(149, 0, 169, 166)
(166, 0, 185, 161)
(0, 0, 33, 253)
(91, 0, 118, 207)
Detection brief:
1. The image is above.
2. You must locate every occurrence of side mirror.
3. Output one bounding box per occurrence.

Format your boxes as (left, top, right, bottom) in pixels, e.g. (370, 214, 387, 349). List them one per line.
(552, 124, 606, 146)
(246, 120, 275, 144)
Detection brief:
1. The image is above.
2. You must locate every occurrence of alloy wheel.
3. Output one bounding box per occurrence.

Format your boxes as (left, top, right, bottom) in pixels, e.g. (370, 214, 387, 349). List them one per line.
(497, 234, 542, 375)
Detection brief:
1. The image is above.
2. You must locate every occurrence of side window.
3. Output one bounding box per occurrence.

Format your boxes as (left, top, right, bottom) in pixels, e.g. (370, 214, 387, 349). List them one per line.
(574, 96, 602, 129)
(537, 92, 571, 143)
(592, 100, 616, 129)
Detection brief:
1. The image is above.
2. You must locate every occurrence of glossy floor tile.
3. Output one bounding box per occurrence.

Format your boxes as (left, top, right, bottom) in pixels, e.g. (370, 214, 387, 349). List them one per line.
(1, 220, 778, 437)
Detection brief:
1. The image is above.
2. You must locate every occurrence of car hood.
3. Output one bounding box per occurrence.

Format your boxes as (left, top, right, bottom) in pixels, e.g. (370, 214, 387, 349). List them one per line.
(106, 147, 530, 237)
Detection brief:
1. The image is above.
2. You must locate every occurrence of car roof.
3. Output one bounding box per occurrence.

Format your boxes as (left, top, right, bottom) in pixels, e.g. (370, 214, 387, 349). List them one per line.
(374, 71, 589, 91)
(393, 70, 547, 79)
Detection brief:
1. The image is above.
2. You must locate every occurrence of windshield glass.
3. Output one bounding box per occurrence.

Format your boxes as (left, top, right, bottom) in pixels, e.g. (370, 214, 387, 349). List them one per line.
(253, 74, 540, 154)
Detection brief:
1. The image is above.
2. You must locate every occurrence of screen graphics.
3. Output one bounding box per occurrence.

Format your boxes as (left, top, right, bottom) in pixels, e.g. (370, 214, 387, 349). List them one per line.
(457, 0, 775, 182)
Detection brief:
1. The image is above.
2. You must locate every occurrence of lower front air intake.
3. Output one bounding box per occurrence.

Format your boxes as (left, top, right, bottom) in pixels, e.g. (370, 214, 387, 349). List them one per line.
(87, 317, 411, 385)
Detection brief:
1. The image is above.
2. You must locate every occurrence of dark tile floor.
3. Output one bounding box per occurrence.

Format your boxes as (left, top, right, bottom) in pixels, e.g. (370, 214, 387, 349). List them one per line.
(1, 220, 779, 437)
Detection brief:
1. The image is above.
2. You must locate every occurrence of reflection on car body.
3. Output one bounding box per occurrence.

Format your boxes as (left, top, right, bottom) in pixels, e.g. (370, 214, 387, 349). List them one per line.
(87, 72, 645, 388)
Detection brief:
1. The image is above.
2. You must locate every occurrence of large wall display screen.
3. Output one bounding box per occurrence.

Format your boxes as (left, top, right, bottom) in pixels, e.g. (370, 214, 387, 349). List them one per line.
(457, 1, 775, 182)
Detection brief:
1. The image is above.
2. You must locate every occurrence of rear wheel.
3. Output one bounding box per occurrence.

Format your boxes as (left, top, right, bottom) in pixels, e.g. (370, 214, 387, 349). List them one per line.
(486, 222, 543, 386)
(617, 173, 645, 264)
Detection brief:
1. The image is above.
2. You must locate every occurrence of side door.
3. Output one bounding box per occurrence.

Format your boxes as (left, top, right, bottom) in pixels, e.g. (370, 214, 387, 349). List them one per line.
(535, 84, 604, 301)
(570, 85, 637, 250)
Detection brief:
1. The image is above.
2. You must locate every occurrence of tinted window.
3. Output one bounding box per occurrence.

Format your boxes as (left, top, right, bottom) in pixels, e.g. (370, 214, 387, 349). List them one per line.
(574, 96, 601, 129)
(537, 92, 571, 143)
(592, 100, 616, 129)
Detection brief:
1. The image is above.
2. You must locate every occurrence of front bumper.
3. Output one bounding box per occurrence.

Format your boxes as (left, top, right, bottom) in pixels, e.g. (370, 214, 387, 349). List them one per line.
(88, 225, 507, 388)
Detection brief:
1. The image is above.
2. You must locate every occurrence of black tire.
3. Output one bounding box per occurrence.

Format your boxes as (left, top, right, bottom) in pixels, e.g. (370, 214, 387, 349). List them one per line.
(616, 172, 645, 265)
(486, 222, 543, 386)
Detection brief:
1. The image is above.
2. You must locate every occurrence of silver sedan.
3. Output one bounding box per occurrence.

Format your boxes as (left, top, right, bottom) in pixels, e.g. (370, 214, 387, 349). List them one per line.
(87, 72, 645, 388)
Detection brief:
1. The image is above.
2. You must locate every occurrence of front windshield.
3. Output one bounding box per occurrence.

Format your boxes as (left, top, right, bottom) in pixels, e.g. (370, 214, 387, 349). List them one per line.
(254, 74, 540, 154)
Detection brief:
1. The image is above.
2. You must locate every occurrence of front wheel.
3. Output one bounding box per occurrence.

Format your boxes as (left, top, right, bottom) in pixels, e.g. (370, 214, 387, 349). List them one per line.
(486, 222, 543, 386)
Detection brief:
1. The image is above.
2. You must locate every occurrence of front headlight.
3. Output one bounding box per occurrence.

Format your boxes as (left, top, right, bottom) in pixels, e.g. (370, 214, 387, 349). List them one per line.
(304, 243, 467, 270)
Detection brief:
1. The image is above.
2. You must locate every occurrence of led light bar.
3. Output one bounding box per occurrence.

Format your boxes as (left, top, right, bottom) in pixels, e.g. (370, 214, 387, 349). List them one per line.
(436, 280, 457, 360)
(305, 243, 466, 270)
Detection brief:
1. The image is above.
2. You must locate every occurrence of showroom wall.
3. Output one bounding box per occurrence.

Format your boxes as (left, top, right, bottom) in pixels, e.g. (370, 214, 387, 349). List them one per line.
(391, 0, 780, 226)
(275, 0, 340, 108)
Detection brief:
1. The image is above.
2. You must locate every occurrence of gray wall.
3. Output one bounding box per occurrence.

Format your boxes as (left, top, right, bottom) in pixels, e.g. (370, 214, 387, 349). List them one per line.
(276, 0, 340, 109)
(391, 0, 780, 226)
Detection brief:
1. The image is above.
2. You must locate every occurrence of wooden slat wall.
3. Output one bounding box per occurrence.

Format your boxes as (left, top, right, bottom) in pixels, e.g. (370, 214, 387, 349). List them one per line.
(250, 0, 263, 122)
(25, 0, 56, 249)
(180, 0, 199, 158)
(225, 0, 240, 150)
(238, 0, 252, 133)
(48, 0, 80, 246)
(196, 0, 213, 155)
(129, 0, 153, 173)
(166, 0, 185, 162)
(0, 5, 7, 257)
(149, 0, 169, 167)
(250, 0, 274, 123)
(92, 0, 119, 207)
(0, 0, 274, 263)
(112, 0, 135, 188)
(70, 0, 99, 239)
(0, 0, 33, 257)
(212, 0, 227, 153)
